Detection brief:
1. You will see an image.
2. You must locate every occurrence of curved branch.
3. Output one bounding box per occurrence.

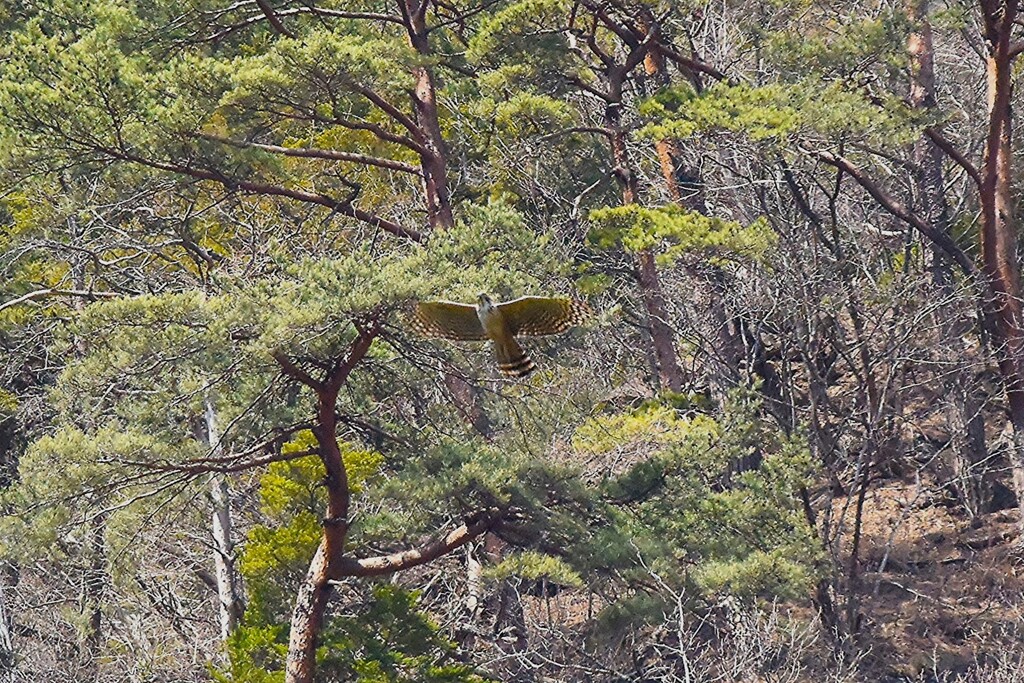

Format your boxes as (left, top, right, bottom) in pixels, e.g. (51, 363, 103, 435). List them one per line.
(333, 508, 501, 577)
(808, 149, 978, 279)
(273, 351, 322, 390)
(539, 126, 612, 141)
(924, 127, 982, 187)
(253, 0, 294, 36)
(655, 43, 729, 83)
(348, 83, 421, 137)
(111, 149, 422, 241)
(324, 320, 380, 394)
(198, 7, 404, 43)
(118, 447, 317, 475)
(326, 116, 426, 154)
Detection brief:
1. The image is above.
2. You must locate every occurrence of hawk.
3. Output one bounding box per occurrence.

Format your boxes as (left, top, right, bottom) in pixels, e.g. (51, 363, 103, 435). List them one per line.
(410, 294, 588, 377)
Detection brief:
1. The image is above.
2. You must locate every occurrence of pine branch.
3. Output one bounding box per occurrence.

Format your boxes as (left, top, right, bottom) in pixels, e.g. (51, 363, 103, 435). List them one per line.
(253, 0, 294, 37)
(924, 127, 982, 186)
(199, 133, 423, 175)
(655, 43, 729, 83)
(333, 509, 501, 577)
(108, 149, 422, 241)
(273, 352, 322, 390)
(0, 288, 119, 313)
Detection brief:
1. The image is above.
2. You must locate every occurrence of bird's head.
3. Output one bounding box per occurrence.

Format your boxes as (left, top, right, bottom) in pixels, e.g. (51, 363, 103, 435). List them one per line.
(476, 292, 493, 310)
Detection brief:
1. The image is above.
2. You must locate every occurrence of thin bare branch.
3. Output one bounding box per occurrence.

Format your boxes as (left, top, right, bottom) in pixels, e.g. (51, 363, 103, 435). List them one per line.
(0, 288, 119, 313)
(808, 149, 978, 279)
(199, 133, 422, 175)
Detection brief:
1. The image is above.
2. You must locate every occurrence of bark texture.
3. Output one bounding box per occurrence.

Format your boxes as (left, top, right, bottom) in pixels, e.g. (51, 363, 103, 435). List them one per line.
(908, 0, 989, 515)
(403, 0, 454, 230)
(978, 0, 1024, 524)
(598, 36, 687, 393)
(204, 400, 244, 642)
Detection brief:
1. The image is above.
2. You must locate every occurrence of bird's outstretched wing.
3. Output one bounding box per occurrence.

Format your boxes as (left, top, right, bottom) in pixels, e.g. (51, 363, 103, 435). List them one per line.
(497, 297, 589, 337)
(410, 301, 487, 340)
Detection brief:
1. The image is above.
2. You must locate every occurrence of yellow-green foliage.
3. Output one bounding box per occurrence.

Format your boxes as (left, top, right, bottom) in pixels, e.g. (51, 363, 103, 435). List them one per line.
(268, 429, 384, 507)
(491, 93, 576, 137)
(0, 389, 16, 415)
(588, 204, 775, 265)
(696, 549, 813, 600)
(641, 81, 920, 148)
(487, 550, 584, 588)
(572, 404, 716, 456)
(467, 0, 571, 66)
(641, 83, 801, 142)
(240, 430, 384, 621)
(0, 424, 205, 578)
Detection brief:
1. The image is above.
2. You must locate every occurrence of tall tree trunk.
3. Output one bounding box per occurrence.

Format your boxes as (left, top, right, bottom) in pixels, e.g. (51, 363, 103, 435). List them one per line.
(465, 542, 482, 618)
(979, 0, 1024, 525)
(282, 327, 378, 683)
(604, 69, 686, 392)
(641, 24, 786, 414)
(68, 217, 107, 667)
(403, 0, 454, 230)
(281, 329, 495, 683)
(639, 14, 707, 214)
(909, 0, 989, 514)
(285, 541, 334, 683)
(203, 399, 243, 642)
(399, 0, 495, 437)
(908, 0, 953, 289)
(83, 515, 106, 665)
(0, 566, 12, 681)
(286, 384, 350, 683)
(635, 250, 685, 393)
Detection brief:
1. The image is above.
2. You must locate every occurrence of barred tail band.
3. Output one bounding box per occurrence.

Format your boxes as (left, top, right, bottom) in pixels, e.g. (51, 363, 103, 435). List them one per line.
(498, 355, 537, 378)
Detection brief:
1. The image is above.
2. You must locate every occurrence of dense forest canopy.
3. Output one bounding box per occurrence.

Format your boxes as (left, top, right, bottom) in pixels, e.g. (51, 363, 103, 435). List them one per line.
(3, 0, 1024, 681)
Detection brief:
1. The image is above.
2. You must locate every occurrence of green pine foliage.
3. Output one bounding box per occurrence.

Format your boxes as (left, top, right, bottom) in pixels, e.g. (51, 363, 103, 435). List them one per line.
(1, 0, 989, 679)
(587, 204, 776, 265)
(571, 394, 821, 624)
(640, 81, 920, 148)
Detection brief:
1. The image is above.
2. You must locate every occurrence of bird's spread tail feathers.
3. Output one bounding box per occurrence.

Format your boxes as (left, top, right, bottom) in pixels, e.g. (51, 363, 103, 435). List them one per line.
(493, 337, 536, 377)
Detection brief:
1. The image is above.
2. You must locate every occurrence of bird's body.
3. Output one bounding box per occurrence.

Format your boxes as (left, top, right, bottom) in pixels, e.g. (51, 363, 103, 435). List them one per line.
(410, 294, 587, 378)
(474, 294, 536, 377)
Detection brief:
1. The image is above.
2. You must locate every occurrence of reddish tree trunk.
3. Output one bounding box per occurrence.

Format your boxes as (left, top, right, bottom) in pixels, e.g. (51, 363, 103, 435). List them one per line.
(285, 385, 349, 682)
(280, 325, 496, 683)
(404, 0, 454, 230)
(641, 28, 706, 214)
(603, 68, 686, 393)
(282, 328, 374, 683)
(284, 541, 333, 683)
(979, 0, 1024, 523)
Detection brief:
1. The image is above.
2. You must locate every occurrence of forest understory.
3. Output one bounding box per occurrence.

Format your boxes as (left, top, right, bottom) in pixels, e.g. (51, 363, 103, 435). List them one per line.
(8, 0, 1024, 681)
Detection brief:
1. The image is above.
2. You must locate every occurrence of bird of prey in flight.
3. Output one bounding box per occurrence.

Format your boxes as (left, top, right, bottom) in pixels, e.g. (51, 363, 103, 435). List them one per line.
(410, 294, 588, 377)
